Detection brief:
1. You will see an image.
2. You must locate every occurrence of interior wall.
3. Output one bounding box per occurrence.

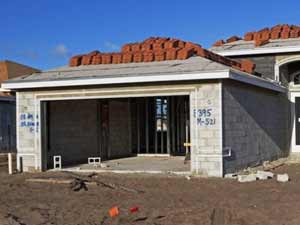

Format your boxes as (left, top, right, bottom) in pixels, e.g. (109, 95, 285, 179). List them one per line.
(48, 100, 99, 167)
(108, 99, 132, 158)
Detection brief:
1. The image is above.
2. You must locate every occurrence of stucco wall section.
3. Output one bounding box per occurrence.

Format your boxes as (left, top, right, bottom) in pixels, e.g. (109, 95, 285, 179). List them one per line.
(222, 80, 290, 174)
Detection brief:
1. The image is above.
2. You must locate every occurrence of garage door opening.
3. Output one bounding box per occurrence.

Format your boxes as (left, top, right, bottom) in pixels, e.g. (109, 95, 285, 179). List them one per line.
(41, 95, 190, 173)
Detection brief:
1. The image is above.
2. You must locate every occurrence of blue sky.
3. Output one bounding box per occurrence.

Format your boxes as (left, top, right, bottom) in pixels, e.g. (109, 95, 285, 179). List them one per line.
(1, 0, 299, 70)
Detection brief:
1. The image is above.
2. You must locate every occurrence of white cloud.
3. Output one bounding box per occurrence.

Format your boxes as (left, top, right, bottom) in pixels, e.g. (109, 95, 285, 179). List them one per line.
(104, 41, 119, 51)
(52, 44, 69, 58)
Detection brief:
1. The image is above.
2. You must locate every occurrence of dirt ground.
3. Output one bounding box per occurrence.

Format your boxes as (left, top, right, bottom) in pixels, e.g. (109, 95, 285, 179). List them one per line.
(0, 164, 300, 225)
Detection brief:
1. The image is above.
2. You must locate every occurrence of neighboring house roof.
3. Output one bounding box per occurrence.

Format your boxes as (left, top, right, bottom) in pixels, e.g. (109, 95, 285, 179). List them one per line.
(211, 38, 300, 56)
(0, 60, 40, 83)
(0, 60, 40, 97)
(211, 24, 300, 56)
(2, 56, 285, 93)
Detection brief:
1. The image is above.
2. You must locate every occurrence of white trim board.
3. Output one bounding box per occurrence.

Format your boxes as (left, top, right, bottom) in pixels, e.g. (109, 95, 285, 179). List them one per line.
(2, 71, 229, 89)
(2, 70, 285, 93)
(274, 55, 300, 82)
(229, 70, 286, 93)
(214, 46, 300, 57)
(290, 92, 300, 153)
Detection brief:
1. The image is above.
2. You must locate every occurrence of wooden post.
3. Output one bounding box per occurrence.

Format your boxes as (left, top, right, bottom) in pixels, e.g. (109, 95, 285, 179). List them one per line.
(8, 153, 12, 175)
(184, 97, 189, 155)
(145, 98, 149, 153)
(171, 97, 175, 155)
(160, 97, 164, 153)
(155, 98, 158, 154)
(137, 99, 140, 154)
(167, 97, 171, 155)
(176, 98, 180, 154)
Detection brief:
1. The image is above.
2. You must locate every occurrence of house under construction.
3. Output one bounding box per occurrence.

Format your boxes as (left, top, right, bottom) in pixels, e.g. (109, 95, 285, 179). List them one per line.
(3, 25, 300, 176)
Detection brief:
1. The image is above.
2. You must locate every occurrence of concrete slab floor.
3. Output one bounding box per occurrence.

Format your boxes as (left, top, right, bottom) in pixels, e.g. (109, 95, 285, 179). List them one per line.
(59, 156, 190, 175)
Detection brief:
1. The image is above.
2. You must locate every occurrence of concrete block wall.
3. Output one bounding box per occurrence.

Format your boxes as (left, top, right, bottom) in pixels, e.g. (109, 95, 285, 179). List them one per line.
(230, 55, 276, 80)
(190, 82, 223, 177)
(222, 80, 290, 174)
(48, 100, 99, 167)
(17, 92, 40, 171)
(108, 99, 132, 158)
(16, 82, 223, 176)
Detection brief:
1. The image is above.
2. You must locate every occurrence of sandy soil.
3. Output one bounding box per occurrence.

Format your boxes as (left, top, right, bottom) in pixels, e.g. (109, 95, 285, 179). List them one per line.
(0, 164, 300, 225)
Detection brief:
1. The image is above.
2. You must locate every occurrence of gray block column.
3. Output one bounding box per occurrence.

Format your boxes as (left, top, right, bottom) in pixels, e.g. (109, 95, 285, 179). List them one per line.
(190, 82, 223, 177)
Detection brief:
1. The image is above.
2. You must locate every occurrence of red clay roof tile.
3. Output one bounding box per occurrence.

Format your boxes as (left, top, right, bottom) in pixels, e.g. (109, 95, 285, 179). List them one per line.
(69, 37, 257, 75)
(214, 24, 300, 47)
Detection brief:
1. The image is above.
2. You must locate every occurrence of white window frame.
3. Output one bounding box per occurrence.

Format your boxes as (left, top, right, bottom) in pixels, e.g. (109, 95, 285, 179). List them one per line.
(290, 92, 300, 152)
(275, 55, 300, 82)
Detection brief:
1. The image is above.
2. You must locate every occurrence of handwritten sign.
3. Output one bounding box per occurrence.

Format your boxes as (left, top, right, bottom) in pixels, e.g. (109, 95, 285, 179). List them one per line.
(20, 113, 39, 133)
(193, 108, 216, 126)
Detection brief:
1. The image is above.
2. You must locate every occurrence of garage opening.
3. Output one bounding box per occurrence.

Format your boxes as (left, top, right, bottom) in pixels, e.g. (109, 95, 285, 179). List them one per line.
(41, 96, 190, 172)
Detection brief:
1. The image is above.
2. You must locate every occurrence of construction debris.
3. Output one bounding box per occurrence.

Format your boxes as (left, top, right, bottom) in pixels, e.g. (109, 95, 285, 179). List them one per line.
(26, 178, 73, 184)
(185, 175, 191, 180)
(70, 178, 89, 191)
(263, 158, 286, 171)
(277, 174, 289, 183)
(132, 216, 148, 222)
(237, 174, 257, 183)
(224, 173, 238, 179)
(26, 173, 144, 194)
(109, 207, 119, 218)
(130, 207, 139, 213)
(256, 170, 274, 180)
(64, 172, 144, 193)
(5, 213, 27, 225)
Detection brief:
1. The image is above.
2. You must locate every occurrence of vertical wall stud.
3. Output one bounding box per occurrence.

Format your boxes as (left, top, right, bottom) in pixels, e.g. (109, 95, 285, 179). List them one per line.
(145, 98, 149, 153)
(137, 99, 140, 154)
(160, 97, 164, 154)
(167, 97, 171, 155)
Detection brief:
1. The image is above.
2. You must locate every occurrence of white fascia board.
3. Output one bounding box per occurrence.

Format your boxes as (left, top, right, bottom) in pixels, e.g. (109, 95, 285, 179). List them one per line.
(229, 70, 286, 93)
(1, 71, 230, 89)
(215, 46, 300, 56)
(0, 88, 11, 92)
(1, 69, 286, 93)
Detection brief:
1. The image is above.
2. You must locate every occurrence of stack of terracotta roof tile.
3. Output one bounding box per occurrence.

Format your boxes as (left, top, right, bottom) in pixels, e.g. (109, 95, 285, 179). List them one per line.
(213, 24, 300, 47)
(69, 37, 256, 74)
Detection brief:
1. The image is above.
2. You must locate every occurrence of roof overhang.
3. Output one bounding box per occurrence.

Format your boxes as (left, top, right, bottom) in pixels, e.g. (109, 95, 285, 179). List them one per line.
(1, 69, 286, 93)
(214, 46, 300, 56)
